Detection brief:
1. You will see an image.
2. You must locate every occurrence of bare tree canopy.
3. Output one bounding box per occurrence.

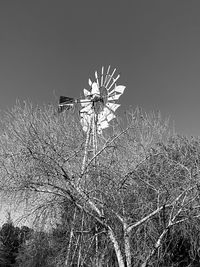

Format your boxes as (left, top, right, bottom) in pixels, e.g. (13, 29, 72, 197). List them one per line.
(1, 103, 200, 266)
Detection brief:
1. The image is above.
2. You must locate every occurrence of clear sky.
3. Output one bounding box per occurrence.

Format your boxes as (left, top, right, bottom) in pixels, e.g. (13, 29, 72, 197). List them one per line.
(0, 0, 200, 136)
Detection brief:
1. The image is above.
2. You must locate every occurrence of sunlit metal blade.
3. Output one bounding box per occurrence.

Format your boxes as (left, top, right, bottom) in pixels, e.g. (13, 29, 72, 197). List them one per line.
(95, 71, 100, 87)
(106, 102, 120, 112)
(80, 104, 93, 113)
(108, 74, 120, 90)
(104, 65, 110, 86)
(80, 112, 91, 120)
(88, 78, 92, 87)
(80, 101, 90, 107)
(99, 120, 109, 129)
(114, 85, 126, 94)
(91, 82, 100, 95)
(108, 93, 121, 101)
(83, 89, 91, 97)
(98, 108, 116, 128)
(108, 85, 125, 96)
(105, 68, 116, 88)
(80, 98, 93, 107)
(80, 113, 92, 123)
(101, 66, 104, 87)
(98, 107, 115, 123)
(99, 111, 115, 122)
(107, 112, 116, 122)
(98, 108, 110, 120)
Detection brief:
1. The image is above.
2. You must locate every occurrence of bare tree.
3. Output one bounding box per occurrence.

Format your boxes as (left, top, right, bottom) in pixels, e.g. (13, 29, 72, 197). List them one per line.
(1, 103, 200, 266)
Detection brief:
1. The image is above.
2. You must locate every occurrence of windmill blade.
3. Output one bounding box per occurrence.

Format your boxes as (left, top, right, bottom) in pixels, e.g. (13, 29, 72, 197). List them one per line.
(80, 112, 91, 121)
(97, 118, 109, 134)
(99, 111, 116, 122)
(88, 78, 92, 87)
(95, 71, 100, 87)
(114, 85, 126, 94)
(80, 104, 93, 114)
(98, 120, 109, 129)
(106, 102, 120, 112)
(97, 110, 115, 134)
(101, 66, 104, 87)
(107, 74, 120, 90)
(104, 65, 111, 86)
(98, 108, 110, 120)
(80, 99, 94, 106)
(98, 107, 116, 123)
(105, 68, 116, 88)
(83, 89, 91, 97)
(80, 101, 91, 107)
(80, 112, 92, 123)
(108, 85, 126, 96)
(106, 112, 116, 122)
(108, 93, 121, 101)
(91, 82, 100, 96)
(97, 103, 119, 125)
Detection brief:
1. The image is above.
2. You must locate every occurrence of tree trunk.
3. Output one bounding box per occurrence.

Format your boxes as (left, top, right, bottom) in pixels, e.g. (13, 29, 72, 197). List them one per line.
(108, 228, 125, 267)
(124, 223, 131, 267)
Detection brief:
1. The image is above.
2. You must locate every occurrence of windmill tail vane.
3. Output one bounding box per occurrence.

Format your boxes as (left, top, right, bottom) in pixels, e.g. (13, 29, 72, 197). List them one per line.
(58, 94, 105, 113)
(58, 96, 75, 112)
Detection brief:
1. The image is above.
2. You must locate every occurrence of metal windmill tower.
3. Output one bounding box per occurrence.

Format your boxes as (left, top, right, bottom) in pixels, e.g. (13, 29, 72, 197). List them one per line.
(59, 66, 126, 175)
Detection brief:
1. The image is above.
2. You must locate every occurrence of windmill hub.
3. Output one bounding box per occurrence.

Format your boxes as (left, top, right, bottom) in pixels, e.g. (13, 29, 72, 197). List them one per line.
(91, 86, 108, 114)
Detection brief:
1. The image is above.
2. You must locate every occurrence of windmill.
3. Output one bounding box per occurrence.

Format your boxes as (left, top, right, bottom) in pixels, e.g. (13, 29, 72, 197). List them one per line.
(59, 66, 126, 174)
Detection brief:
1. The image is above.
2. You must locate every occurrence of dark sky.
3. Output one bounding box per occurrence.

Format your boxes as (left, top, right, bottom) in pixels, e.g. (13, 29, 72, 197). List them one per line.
(1, 0, 200, 136)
